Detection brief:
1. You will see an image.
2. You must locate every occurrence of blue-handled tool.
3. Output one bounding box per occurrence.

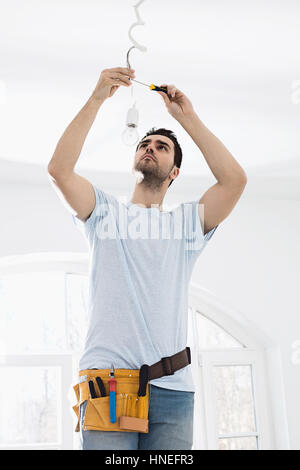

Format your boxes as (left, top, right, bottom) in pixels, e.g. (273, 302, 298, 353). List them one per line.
(108, 364, 117, 423)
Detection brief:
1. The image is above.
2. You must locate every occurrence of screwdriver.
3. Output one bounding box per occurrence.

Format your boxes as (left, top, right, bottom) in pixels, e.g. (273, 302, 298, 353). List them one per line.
(108, 363, 117, 423)
(129, 78, 169, 95)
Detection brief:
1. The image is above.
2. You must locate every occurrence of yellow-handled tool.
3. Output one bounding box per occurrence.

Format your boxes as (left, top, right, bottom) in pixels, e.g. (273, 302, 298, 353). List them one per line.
(130, 78, 168, 95)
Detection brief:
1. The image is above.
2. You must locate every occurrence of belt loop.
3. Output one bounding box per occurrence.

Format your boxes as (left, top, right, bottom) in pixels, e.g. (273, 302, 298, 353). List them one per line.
(138, 364, 149, 397)
(186, 346, 191, 364)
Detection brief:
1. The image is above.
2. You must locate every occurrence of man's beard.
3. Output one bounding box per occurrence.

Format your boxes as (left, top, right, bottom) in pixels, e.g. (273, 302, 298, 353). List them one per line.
(132, 159, 174, 191)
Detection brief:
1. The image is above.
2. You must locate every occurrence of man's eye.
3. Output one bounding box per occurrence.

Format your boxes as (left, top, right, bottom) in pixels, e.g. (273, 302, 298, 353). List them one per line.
(140, 143, 166, 150)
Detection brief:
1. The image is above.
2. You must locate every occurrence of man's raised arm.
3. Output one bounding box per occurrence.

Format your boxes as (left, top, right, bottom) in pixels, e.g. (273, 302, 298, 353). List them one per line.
(47, 67, 135, 222)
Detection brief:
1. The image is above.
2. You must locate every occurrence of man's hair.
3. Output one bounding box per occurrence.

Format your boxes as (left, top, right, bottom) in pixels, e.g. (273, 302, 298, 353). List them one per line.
(136, 127, 182, 187)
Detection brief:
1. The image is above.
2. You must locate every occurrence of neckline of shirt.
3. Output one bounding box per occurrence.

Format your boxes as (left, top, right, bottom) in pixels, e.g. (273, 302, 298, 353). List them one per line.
(126, 201, 169, 214)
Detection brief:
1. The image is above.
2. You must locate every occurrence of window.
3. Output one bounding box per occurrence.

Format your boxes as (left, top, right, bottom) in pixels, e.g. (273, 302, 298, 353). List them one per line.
(192, 310, 245, 349)
(0, 366, 59, 446)
(0, 255, 275, 450)
(213, 365, 258, 450)
(0, 271, 88, 355)
(187, 294, 273, 450)
(0, 262, 89, 450)
(0, 357, 72, 450)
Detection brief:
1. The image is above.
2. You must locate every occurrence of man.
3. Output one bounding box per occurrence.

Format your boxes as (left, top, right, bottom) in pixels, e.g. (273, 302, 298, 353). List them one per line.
(48, 67, 247, 450)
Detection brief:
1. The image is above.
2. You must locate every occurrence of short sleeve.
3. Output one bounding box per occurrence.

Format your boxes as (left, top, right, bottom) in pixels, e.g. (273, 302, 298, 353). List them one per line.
(72, 184, 110, 240)
(182, 200, 218, 252)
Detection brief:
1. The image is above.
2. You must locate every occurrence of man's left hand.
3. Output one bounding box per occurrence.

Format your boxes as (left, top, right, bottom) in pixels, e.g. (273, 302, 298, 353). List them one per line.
(157, 84, 195, 120)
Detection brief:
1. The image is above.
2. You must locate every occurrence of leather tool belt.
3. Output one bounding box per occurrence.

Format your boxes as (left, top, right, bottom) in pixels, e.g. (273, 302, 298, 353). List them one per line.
(72, 346, 191, 434)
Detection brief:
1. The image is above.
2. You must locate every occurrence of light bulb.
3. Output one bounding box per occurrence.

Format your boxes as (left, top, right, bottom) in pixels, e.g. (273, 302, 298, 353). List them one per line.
(122, 102, 140, 146)
(122, 126, 139, 146)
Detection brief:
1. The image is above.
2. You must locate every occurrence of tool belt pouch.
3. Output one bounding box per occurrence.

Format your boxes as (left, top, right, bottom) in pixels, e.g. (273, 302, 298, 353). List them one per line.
(72, 369, 150, 434)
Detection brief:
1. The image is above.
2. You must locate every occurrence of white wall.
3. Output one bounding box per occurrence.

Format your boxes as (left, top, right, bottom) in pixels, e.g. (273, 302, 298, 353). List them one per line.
(0, 160, 299, 448)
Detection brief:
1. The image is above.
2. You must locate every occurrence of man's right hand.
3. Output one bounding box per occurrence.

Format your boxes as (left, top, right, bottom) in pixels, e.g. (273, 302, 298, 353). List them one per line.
(91, 67, 135, 102)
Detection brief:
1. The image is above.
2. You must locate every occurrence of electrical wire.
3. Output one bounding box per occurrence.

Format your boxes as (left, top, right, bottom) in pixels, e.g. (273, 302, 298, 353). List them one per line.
(126, 0, 147, 104)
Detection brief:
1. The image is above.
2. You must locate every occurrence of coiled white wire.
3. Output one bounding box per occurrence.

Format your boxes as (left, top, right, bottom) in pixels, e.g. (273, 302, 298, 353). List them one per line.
(126, 0, 148, 104)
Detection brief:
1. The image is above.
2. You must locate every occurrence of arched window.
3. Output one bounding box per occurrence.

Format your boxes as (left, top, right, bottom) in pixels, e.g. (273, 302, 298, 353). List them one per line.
(0, 254, 281, 450)
(187, 283, 274, 450)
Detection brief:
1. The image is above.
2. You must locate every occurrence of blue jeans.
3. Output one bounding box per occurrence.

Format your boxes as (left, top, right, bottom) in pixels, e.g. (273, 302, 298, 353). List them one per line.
(79, 384, 195, 450)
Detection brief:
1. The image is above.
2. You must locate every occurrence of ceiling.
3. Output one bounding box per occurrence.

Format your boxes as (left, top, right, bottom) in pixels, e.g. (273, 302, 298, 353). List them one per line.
(0, 0, 299, 178)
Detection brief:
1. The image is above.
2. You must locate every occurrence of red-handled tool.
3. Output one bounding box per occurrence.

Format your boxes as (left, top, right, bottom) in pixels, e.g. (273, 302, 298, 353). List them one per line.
(108, 363, 117, 423)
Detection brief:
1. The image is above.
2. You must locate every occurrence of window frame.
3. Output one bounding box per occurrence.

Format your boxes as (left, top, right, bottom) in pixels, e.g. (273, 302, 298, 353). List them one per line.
(189, 284, 275, 450)
(199, 349, 271, 450)
(0, 354, 73, 450)
(0, 253, 90, 450)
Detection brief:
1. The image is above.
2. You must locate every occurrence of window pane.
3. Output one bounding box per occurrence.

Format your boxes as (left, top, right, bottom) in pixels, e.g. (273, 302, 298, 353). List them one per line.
(219, 436, 258, 450)
(0, 367, 59, 445)
(0, 272, 66, 352)
(65, 273, 89, 352)
(213, 365, 257, 434)
(189, 308, 245, 349)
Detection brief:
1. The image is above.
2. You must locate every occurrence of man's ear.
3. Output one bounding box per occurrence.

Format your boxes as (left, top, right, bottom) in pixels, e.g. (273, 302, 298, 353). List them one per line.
(172, 167, 180, 180)
(169, 166, 179, 185)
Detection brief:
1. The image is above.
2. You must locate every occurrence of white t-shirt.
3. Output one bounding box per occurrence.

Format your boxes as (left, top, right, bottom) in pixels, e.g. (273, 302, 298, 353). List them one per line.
(72, 184, 218, 392)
